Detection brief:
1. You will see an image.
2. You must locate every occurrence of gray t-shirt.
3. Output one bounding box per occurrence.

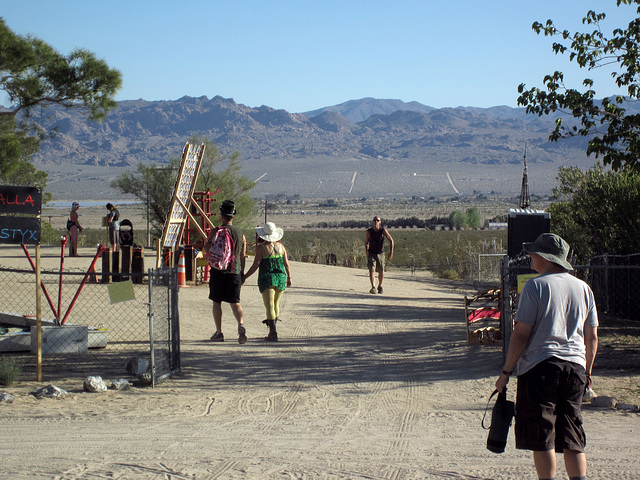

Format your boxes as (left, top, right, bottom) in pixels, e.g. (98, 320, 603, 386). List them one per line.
(515, 272, 598, 375)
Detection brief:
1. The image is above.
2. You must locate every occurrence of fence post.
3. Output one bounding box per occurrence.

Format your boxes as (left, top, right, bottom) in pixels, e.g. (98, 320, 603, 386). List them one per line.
(147, 268, 155, 387)
(500, 255, 511, 363)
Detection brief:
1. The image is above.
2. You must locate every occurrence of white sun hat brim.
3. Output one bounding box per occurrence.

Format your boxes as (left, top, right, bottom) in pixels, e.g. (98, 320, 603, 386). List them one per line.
(255, 222, 284, 242)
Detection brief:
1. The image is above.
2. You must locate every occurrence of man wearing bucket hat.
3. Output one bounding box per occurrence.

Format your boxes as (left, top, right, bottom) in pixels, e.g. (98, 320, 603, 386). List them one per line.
(243, 222, 292, 341)
(204, 200, 248, 344)
(495, 233, 598, 480)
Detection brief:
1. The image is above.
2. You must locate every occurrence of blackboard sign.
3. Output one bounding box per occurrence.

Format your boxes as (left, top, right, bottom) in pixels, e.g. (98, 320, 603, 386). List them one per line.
(0, 216, 41, 245)
(0, 185, 42, 215)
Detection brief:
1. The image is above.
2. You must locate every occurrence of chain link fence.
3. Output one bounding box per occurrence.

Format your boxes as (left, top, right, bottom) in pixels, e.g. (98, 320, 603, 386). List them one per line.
(148, 267, 181, 385)
(476, 253, 503, 283)
(577, 254, 640, 321)
(0, 265, 179, 385)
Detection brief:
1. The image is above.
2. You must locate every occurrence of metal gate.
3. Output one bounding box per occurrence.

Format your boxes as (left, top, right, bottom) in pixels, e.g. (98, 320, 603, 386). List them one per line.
(0, 265, 180, 385)
(148, 267, 180, 386)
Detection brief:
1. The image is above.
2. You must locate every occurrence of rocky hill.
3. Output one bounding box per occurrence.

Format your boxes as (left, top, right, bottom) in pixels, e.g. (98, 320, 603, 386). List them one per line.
(27, 96, 599, 200)
(303, 97, 436, 123)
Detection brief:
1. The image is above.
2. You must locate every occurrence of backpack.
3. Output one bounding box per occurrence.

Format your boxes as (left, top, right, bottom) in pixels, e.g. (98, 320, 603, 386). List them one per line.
(207, 226, 236, 271)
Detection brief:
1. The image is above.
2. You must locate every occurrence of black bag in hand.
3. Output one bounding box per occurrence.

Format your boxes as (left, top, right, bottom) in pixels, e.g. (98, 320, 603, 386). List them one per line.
(482, 388, 515, 454)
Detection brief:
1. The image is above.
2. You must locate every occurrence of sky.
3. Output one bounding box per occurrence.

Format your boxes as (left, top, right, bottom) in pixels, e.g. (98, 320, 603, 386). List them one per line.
(2, 0, 638, 113)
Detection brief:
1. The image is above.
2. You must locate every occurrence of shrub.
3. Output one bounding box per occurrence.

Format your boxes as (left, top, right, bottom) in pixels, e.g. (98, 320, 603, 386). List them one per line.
(439, 269, 460, 280)
(0, 357, 21, 386)
(39, 222, 59, 245)
(282, 229, 506, 280)
(44, 228, 108, 248)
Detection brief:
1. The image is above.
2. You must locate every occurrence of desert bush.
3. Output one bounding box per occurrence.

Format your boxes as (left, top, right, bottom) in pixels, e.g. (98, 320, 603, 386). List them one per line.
(282, 229, 506, 280)
(439, 269, 460, 280)
(27, 223, 103, 248)
(40, 222, 59, 245)
(45, 228, 111, 249)
(0, 357, 21, 386)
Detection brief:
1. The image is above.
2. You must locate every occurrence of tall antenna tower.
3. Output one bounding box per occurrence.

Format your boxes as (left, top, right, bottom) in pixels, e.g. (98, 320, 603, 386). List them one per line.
(519, 144, 531, 209)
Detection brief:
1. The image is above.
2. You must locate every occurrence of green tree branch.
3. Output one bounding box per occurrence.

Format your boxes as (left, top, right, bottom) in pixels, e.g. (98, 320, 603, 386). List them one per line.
(517, 0, 640, 171)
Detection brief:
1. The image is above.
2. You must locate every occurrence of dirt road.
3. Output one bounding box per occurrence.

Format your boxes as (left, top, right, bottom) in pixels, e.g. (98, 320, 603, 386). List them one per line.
(1, 260, 639, 479)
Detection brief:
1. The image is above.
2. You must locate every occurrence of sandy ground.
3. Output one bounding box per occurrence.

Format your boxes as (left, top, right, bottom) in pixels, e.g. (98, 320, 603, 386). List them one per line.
(1, 246, 639, 480)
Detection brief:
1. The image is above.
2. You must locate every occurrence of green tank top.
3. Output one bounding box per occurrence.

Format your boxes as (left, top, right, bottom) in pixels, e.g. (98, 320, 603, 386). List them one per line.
(257, 243, 287, 293)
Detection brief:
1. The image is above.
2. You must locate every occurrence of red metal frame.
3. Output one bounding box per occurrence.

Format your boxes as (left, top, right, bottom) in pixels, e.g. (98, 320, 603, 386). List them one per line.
(181, 188, 221, 248)
(22, 242, 107, 325)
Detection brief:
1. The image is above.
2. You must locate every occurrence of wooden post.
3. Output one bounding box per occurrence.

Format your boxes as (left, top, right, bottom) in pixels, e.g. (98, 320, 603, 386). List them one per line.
(35, 243, 42, 382)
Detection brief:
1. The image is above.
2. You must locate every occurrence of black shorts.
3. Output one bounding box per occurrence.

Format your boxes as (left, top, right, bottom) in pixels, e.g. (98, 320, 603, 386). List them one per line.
(515, 357, 586, 453)
(208, 269, 242, 304)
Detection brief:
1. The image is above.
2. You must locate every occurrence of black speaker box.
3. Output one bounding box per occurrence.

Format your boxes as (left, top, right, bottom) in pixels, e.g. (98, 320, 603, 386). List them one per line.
(507, 210, 550, 257)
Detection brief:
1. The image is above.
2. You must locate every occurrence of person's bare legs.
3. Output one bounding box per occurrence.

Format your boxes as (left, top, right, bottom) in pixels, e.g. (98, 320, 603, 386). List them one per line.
(230, 303, 246, 344)
(378, 271, 384, 289)
(230, 303, 244, 325)
(533, 450, 557, 479)
(212, 302, 223, 334)
(564, 449, 587, 478)
(369, 270, 376, 289)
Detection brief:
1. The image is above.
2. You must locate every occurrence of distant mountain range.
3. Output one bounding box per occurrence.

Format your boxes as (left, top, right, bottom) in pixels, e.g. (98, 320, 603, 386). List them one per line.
(303, 97, 436, 123)
(26, 96, 603, 199)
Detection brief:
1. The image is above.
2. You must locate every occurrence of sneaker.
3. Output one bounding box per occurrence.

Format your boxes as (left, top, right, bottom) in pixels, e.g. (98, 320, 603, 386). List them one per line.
(583, 386, 597, 402)
(210, 331, 224, 342)
(238, 325, 247, 344)
(377, 286, 383, 294)
(369, 287, 377, 294)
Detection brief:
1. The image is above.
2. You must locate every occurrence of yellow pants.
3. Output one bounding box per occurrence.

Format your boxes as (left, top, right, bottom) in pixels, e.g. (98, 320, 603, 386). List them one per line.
(262, 287, 284, 320)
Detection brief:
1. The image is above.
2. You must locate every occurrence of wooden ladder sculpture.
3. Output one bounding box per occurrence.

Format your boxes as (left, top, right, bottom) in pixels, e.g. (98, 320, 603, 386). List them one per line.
(157, 142, 216, 267)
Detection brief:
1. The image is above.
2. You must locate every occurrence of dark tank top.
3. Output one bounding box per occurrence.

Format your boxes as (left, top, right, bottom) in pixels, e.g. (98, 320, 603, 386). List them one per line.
(367, 227, 386, 255)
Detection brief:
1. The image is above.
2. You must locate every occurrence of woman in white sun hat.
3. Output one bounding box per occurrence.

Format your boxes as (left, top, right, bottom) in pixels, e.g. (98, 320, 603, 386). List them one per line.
(243, 222, 292, 341)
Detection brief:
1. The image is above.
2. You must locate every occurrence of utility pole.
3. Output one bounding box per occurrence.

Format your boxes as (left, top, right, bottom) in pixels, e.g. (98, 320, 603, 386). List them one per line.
(519, 144, 531, 209)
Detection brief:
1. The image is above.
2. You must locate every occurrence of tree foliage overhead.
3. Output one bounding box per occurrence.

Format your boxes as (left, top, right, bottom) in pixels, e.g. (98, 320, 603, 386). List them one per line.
(0, 18, 121, 192)
(517, 0, 640, 171)
(0, 116, 41, 182)
(548, 164, 640, 261)
(0, 18, 122, 120)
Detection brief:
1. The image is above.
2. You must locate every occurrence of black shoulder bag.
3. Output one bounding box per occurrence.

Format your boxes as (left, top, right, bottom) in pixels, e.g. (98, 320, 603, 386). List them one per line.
(481, 388, 515, 454)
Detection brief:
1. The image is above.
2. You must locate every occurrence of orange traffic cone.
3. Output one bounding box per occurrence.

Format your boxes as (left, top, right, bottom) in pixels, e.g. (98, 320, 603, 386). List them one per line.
(177, 251, 189, 288)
